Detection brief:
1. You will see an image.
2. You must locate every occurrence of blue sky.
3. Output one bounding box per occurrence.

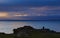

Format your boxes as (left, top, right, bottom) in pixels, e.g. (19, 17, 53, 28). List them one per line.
(0, 0, 60, 20)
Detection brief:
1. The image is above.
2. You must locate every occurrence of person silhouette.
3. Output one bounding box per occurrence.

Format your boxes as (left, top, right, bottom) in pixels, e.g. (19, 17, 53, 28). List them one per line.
(42, 26, 45, 30)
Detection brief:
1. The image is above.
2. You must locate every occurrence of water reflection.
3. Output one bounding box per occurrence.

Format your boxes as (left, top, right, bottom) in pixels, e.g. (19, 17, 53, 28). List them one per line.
(0, 21, 59, 34)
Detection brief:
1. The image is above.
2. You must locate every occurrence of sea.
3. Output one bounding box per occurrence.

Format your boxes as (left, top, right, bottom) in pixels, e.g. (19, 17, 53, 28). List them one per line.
(0, 21, 60, 34)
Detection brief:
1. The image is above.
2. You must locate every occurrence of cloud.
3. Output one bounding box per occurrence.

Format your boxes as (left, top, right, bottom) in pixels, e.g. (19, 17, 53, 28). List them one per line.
(0, 6, 60, 17)
(0, 0, 60, 20)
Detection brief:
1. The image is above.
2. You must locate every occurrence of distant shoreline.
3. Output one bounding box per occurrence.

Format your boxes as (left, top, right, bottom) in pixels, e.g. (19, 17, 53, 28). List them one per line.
(0, 20, 60, 21)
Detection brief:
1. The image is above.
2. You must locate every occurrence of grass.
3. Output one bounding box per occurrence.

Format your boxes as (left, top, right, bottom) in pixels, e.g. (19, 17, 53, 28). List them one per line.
(0, 33, 60, 38)
(14, 32, 60, 38)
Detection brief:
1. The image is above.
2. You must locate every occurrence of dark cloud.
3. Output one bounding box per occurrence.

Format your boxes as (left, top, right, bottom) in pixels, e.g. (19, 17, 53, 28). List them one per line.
(0, 0, 60, 20)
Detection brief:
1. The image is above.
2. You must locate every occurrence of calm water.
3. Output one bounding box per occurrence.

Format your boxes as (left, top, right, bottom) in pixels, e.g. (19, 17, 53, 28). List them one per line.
(0, 21, 60, 34)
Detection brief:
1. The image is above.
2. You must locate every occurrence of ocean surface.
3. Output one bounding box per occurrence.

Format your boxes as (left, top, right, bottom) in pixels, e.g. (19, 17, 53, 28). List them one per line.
(0, 21, 60, 34)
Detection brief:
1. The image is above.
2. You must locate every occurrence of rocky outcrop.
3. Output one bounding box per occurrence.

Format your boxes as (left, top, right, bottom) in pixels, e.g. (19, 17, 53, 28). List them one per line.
(13, 26, 56, 38)
(13, 26, 35, 37)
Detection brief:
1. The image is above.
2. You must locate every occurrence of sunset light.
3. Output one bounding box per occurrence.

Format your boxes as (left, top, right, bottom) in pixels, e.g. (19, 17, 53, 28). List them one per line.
(14, 14, 28, 16)
(0, 12, 8, 18)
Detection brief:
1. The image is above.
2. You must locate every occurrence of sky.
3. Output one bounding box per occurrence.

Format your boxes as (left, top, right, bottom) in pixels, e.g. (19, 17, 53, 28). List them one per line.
(0, 0, 60, 20)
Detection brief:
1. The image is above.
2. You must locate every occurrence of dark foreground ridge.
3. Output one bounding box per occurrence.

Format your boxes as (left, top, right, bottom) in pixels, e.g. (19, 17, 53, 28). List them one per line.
(0, 26, 60, 38)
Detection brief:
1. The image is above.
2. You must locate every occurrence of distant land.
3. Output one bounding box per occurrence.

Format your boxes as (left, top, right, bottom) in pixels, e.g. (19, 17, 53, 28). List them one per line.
(0, 19, 60, 21)
(0, 16, 60, 21)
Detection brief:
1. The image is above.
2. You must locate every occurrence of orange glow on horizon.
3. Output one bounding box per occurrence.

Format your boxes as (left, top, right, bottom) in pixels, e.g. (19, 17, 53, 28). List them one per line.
(0, 12, 9, 18)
